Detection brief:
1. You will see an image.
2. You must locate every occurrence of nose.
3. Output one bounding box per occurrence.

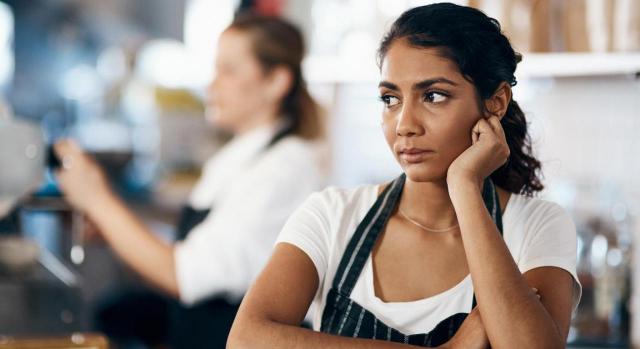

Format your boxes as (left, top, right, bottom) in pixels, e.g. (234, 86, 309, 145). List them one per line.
(396, 102, 424, 137)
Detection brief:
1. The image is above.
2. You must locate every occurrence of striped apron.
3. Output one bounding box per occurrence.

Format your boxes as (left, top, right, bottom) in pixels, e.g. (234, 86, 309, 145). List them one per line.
(320, 173, 503, 347)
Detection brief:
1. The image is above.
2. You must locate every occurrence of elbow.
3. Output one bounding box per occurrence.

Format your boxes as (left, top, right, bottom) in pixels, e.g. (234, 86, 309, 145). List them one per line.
(494, 340, 564, 349)
(527, 335, 566, 349)
(493, 329, 565, 349)
(537, 326, 566, 349)
(530, 339, 564, 349)
(159, 273, 181, 300)
(227, 315, 261, 349)
(226, 326, 246, 349)
(226, 331, 249, 349)
(548, 336, 566, 349)
(163, 277, 181, 300)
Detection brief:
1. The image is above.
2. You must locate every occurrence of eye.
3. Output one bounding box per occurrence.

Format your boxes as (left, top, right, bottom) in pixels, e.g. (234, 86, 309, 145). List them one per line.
(424, 91, 448, 104)
(379, 95, 400, 108)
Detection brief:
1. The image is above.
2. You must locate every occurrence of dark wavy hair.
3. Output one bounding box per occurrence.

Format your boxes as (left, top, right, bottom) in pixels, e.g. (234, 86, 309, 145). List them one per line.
(378, 3, 543, 196)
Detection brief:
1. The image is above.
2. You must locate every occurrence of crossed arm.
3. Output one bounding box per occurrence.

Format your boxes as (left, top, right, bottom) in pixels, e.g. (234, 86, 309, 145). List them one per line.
(229, 243, 443, 349)
(228, 187, 575, 349)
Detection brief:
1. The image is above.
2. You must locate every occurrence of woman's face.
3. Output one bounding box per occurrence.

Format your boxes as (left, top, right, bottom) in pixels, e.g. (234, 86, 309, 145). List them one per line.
(379, 39, 484, 183)
(206, 29, 275, 133)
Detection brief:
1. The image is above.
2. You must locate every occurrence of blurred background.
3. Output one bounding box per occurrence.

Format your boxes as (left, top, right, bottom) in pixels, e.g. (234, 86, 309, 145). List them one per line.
(0, 0, 638, 348)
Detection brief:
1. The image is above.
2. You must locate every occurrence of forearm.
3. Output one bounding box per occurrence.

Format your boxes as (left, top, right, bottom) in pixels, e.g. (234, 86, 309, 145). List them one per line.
(85, 191, 180, 298)
(229, 317, 441, 349)
(450, 182, 563, 348)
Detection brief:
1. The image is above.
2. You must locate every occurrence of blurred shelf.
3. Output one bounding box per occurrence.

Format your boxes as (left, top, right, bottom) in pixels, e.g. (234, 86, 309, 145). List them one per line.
(518, 53, 640, 78)
(304, 52, 640, 83)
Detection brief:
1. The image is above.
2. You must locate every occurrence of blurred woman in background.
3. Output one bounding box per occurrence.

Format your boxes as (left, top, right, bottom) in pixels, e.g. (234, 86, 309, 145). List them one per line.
(54, 13, 326, 349)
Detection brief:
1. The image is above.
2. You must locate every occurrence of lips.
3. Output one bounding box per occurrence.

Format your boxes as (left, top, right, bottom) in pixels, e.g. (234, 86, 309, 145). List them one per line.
(398, 147, 435, 164)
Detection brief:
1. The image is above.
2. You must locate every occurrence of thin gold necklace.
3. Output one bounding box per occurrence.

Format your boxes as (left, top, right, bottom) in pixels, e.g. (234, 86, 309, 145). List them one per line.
(398, 208, 459, 233)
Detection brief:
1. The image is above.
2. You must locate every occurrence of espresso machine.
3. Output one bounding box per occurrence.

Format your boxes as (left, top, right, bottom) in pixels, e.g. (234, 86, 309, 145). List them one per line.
(0, 103, 86, 335)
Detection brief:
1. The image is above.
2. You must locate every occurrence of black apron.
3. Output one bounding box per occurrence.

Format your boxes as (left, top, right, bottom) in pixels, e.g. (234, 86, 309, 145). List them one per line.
(320, 173, 503, 347)
(168, 123, 296, 349)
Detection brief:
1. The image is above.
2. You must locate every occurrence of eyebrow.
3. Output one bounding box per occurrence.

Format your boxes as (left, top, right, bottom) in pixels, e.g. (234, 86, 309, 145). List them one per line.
(378, 77, 459, 91)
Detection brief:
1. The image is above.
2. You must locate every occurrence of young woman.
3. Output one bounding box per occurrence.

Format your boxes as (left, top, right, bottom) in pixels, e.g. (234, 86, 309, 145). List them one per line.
(54, 14, 326, 348)
(228, 4, 580, 349)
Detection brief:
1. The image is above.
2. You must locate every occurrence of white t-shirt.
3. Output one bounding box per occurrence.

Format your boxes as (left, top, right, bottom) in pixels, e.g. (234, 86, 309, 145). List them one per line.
(276, 183, 582, 335)
(174, 123, 327, 306)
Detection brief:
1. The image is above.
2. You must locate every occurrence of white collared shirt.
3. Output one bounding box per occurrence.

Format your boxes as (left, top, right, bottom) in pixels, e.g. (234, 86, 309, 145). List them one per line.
(175, 123, 327, 305)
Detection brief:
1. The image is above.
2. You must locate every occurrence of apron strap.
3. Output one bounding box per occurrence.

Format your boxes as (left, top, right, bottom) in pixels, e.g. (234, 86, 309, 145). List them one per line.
(332, 174, 406, 294)
(330, 174, 505, 303)
(175, 206, 211, 241)
(483, 177, 503, 234)
(266, 121, 296, 148)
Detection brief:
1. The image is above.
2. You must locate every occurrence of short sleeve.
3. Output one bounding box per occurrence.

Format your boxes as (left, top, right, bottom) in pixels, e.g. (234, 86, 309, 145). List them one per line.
(275, 190, 333, 285)
(518, 201, 582, 311)
(174, 178, 291, 305)
(174, 140, 324, 306)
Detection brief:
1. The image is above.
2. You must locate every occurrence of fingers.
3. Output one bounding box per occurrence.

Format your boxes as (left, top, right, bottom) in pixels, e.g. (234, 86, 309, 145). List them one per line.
(472, 116, 508, 150)
(476, 118, 495, 134)
(487, 116, 508, 145)
(54, 140, 75, 172)
(487, 115, 501, 132)
(472, 122, 481, 143)
(471, 118, 493, 144)
(479, 115, 504, 135)
(532, 287, 541, 300)
(54, 139, 91, 172)
(54, 139, 82, 157)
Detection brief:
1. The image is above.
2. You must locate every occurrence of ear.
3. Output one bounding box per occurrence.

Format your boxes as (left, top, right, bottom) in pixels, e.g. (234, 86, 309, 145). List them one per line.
(484, 82, 512, 120)
(265, 65, 293, 101)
